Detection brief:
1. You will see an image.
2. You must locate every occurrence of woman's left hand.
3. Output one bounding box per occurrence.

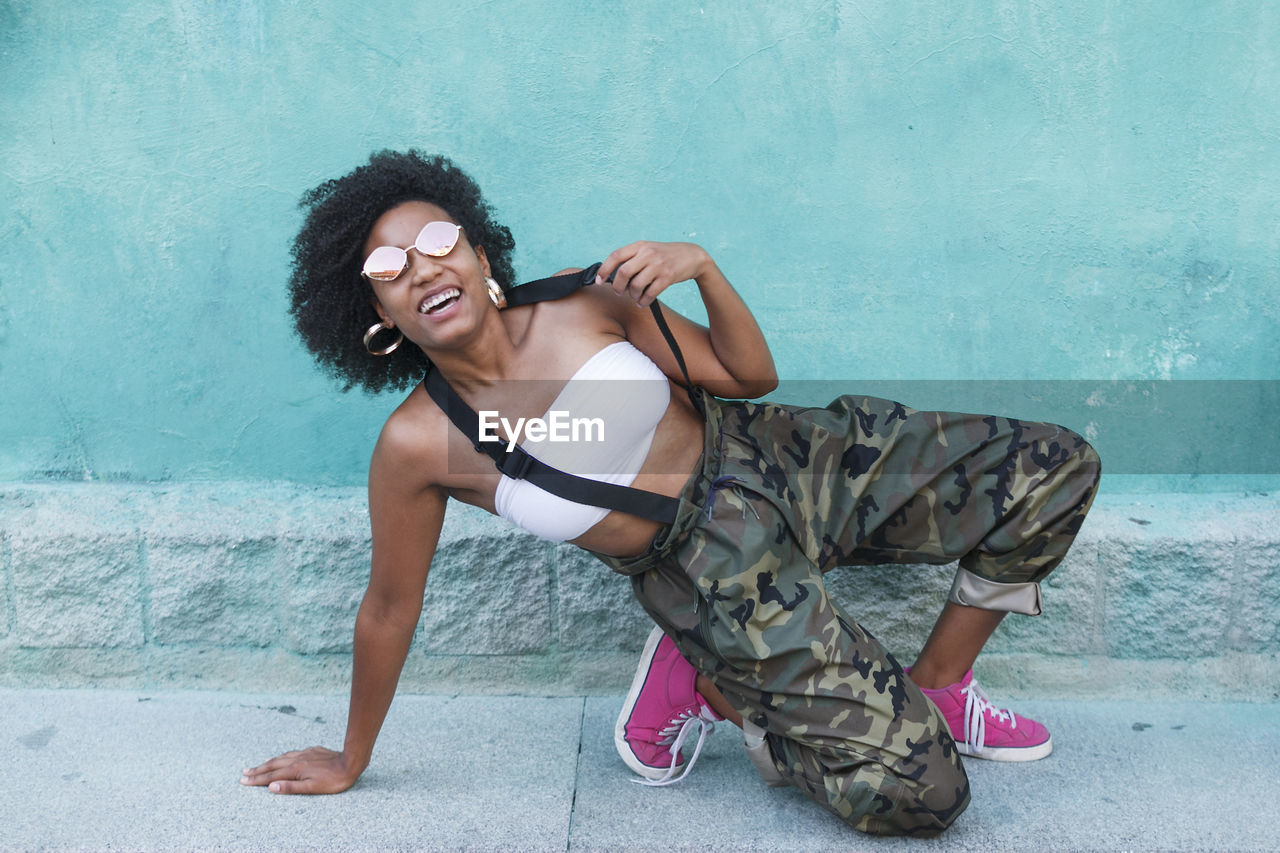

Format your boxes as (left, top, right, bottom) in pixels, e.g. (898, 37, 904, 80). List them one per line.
(596, 241, 712, 307)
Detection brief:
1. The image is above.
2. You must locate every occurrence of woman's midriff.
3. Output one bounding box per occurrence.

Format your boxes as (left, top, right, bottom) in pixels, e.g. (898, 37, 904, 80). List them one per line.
(567, 394, 707, 557)
(434, 384, 709, 557)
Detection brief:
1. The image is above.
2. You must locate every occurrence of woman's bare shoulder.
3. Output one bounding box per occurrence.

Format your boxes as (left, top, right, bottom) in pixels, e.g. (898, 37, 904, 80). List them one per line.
(371, 386, 450, 491)
(514, 267, 629, 343)
(549, 268, 633, 321)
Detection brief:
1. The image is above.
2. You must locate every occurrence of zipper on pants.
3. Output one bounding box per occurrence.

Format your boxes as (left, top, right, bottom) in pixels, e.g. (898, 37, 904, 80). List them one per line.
(696, 592, 735, 671)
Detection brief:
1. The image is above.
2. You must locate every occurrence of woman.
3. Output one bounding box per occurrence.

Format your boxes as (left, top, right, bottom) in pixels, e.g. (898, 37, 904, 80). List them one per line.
(242, 150, 1100, 837)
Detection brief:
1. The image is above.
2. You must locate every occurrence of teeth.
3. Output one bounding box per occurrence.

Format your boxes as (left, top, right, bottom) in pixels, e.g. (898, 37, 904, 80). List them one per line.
(419, 288, 461, 314)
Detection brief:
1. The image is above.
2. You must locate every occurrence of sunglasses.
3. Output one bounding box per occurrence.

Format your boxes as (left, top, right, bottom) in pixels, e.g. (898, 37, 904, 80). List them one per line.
(362, 221, 464, 281)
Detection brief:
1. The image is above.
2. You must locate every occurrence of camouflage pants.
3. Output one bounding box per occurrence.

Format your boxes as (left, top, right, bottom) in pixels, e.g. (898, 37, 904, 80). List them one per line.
(592, 392, 1100, 837)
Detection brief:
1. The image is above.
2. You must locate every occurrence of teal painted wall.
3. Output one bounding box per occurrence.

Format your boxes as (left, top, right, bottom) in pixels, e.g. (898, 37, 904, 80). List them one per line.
(3, 1, 1278, 487)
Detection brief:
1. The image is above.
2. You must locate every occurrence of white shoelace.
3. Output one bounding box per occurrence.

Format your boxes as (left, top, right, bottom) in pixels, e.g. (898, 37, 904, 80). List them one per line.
(633, 706, 719, 787)
(961, 676, 1015, 755)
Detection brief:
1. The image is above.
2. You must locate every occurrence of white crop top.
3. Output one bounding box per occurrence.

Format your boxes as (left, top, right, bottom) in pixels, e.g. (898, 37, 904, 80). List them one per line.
(493, 341, 670, 541)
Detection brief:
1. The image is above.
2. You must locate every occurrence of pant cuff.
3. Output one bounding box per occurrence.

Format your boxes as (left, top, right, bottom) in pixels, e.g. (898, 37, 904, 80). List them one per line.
(947, 567, 1043, 615)
(742, 720, 788, 787)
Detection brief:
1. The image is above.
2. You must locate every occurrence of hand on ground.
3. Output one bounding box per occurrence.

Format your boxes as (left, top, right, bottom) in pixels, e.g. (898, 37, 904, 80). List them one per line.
(240, 746, 359, 795)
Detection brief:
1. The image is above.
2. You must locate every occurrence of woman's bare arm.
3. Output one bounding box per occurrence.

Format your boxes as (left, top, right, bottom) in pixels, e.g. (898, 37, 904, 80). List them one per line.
(241, 412, 445, 794)
(595, 241, 778, 399)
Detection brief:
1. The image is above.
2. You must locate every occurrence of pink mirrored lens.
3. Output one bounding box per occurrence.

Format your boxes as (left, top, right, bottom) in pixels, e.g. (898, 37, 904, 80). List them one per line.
(363, 246, 408, 281)
(415, 222, 461, 257)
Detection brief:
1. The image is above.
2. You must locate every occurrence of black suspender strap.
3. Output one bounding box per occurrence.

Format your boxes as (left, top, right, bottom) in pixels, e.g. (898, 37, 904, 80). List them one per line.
(424, 368, 679, 524)
(502, 265, 599, 307)
(421, 262, 714, 526)
(645, 292, 705, 416)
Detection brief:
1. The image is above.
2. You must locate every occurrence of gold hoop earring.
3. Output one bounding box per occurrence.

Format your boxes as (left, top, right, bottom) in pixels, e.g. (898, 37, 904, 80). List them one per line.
(486, 277, 507, 309)
(363, 321, 403, 356)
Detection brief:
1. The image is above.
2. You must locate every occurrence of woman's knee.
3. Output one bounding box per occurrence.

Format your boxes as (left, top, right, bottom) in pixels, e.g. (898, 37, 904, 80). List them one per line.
(1037, 424, 1102, 545)
(1033, 423, 1102, 496)
(963, 422, 1101, 590)
(885, 752, 971, 836)
(830, 751, 970, 837)
(803, 717, 972, 837)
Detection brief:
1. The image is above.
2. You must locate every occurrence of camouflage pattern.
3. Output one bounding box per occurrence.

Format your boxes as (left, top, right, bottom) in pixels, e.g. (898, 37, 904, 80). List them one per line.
(591, 391, 1100, 837)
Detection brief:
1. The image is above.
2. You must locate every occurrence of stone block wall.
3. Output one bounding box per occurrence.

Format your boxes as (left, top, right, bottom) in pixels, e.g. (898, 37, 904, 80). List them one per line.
(1, 485, 1276, 700)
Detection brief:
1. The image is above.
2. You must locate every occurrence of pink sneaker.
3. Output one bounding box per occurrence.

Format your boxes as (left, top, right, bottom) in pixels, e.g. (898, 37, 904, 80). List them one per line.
(914, 669, 1053, 762)
(615, 626, 722, 785)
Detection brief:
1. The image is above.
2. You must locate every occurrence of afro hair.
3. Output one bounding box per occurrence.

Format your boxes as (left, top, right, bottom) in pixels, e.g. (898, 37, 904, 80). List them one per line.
(287, 150, 516, 393)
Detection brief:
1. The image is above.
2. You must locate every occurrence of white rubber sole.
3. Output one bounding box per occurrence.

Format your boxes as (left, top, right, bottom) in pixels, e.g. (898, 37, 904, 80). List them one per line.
(957, 735, 1053, 762)
(614, 626, 683, 781)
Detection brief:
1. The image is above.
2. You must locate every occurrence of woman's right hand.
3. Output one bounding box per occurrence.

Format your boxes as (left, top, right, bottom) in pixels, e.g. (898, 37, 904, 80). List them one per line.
(240, 746, 362, 795)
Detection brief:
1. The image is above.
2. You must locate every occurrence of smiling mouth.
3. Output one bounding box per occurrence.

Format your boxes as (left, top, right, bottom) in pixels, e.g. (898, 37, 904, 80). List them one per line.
(419, 288, 462, 315)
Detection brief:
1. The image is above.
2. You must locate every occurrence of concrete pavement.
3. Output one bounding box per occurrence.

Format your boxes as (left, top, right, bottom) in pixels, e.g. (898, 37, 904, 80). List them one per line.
(3, 688, 1279, 851)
